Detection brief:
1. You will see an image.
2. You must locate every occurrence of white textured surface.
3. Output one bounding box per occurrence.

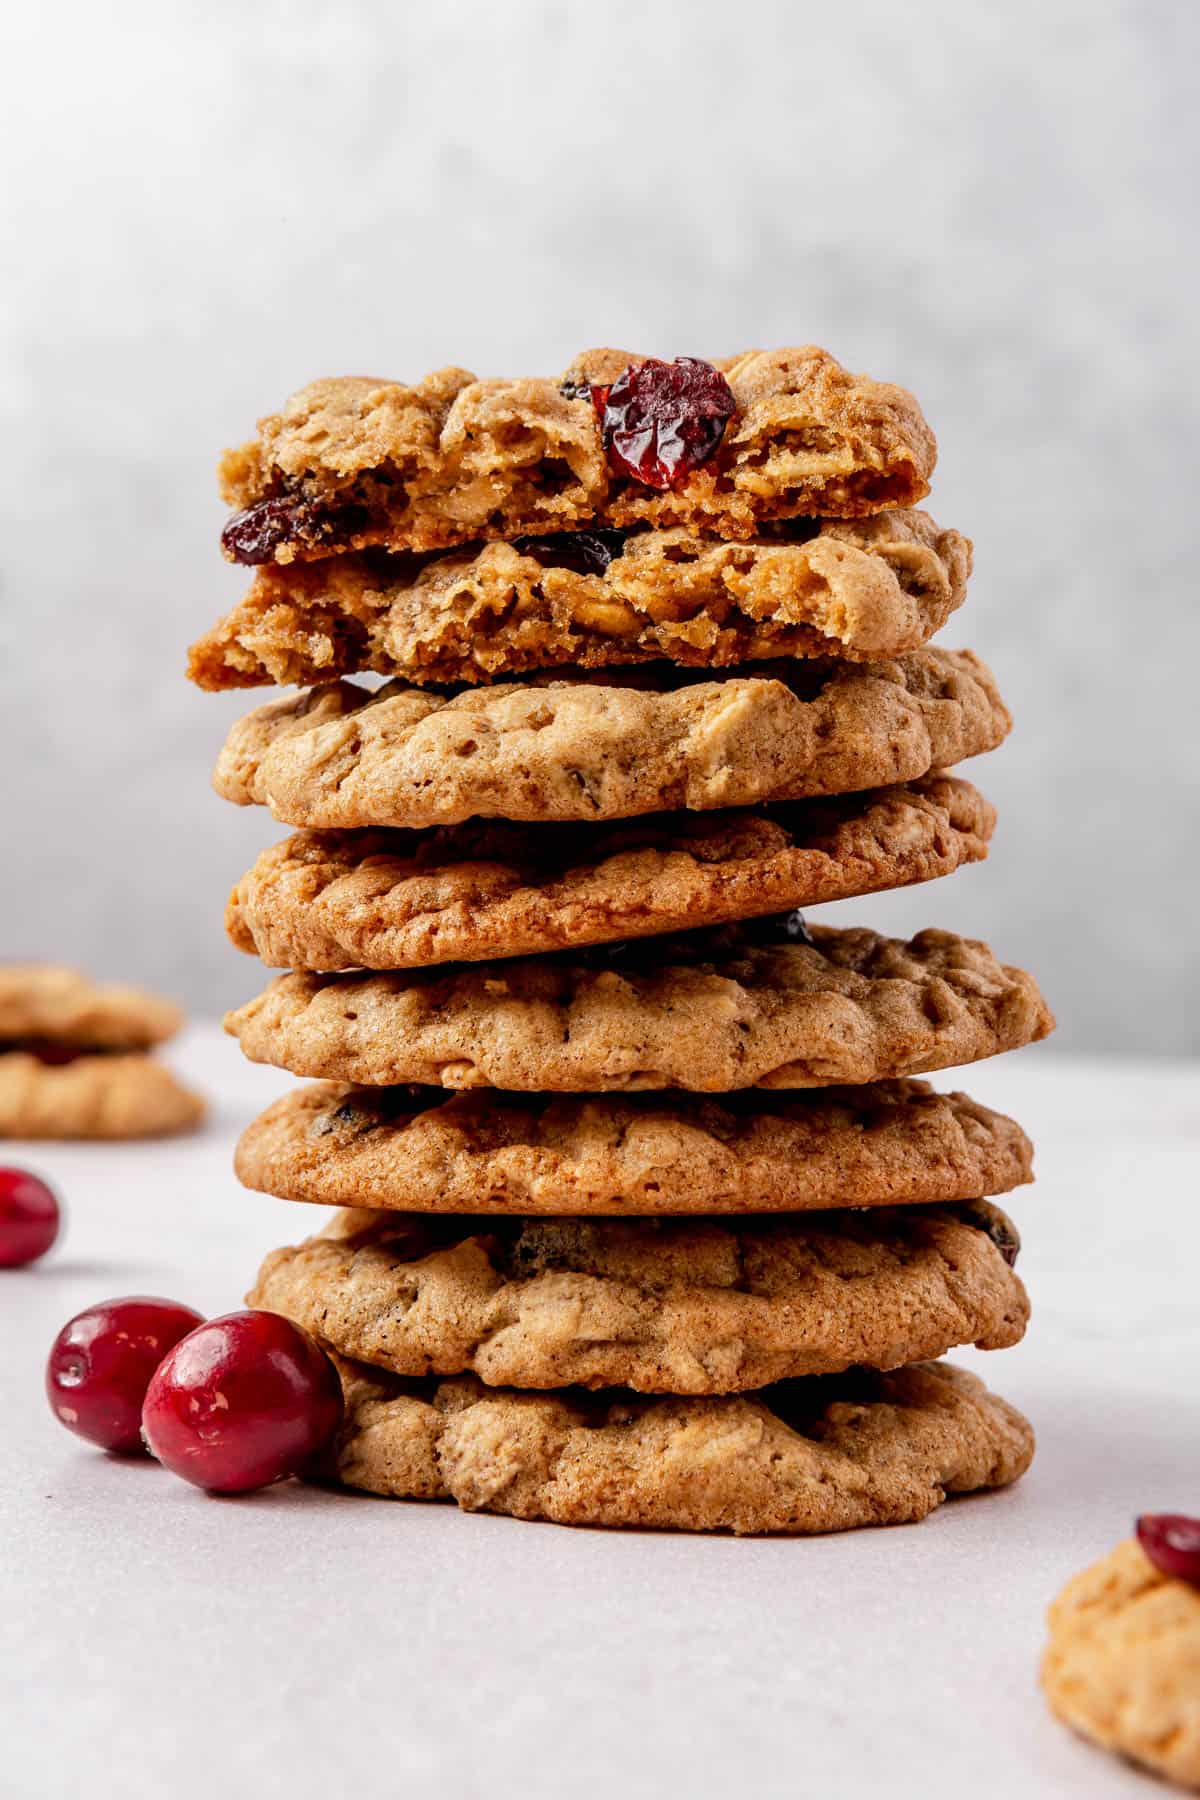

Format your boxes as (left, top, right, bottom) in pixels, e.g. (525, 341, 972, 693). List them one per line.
(3, 1027, 1198, 1799)
(1, 0, 1198, 1052)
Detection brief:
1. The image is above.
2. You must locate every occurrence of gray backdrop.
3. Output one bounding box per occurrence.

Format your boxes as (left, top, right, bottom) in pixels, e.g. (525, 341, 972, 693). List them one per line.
(2, 0, 1197, 1055)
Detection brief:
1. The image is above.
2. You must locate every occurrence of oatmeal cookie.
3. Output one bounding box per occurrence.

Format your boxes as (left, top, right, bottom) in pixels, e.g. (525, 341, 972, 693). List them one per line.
(249, 1201, 1028, 1395)
(226, 774, 994, 972)
(225, 924, 1052, 1092)
(190, 510, 969, 690)
(234, 1079, 1033, 1217)
(212, 649, 1008, 828)
(1042, 1538, 1200, 1791)
(0, 964, 183, 1051)
(0, 1051, 205, 1139)
(323, 1357, 1033, 1535)
(218, 347, 936, 563)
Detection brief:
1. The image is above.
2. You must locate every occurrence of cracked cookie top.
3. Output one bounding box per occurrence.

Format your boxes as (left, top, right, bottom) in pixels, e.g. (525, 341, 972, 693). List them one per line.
(225, 773, 995, 972)
(225, 922, 1052, 1092)
(211, 649, 1009, 830)
(324, 1357, 1033, 1535)
(248, 1200, 1029, 1396)
(234, 1078, 1033, 1215)
(218, 347, 936, 564)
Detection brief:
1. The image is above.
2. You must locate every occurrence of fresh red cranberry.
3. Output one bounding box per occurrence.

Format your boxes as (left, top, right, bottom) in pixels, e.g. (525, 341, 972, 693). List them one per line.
(0, 1167, 60, 1267)
(1137, 1514, 1200, 1586)
(596, 357, 737, 489)
(513, 527, 628, 576)
(141, 1311, 343, 1494)
(46, 1297, 204, 1452)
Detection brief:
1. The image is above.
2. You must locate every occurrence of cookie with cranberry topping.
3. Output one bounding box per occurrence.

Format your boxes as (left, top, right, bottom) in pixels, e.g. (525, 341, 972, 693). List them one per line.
(0, 1051, 204, 1139)
(320, 1357, 1033, 1535)
(234, 1079, 1032, 1217)
(217, 346, 936, 564)
(225, 924, 1052, 1093)
(190, 509, 967, 692)
(225, 773, 994, 973)
(248, 1200, 1029, 1396)
(212, 648, 1008, 831)
(1042, 1537, 1200, 1791)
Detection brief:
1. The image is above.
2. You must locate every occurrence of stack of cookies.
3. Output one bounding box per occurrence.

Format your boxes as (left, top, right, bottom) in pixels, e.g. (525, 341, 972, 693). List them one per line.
(190, 345, 1053, 1534)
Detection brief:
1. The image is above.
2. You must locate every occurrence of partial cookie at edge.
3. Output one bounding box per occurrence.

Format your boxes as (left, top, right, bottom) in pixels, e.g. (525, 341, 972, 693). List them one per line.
(1041, 1538, 1200, 1791)
(0, 965, 183, 1050)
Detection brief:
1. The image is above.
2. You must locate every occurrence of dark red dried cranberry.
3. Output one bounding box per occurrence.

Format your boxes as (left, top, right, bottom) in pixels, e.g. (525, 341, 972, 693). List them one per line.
(743, 911, 816, 948)
(597, 357, 736, 489)
(955, 1202, 1021, 1267)
(1137, 1514, 1200, 1585)
(772, 516, 822, 545)
(221, 497, 307, 564)
(1, 1037, 84, 1066)
(513, 529, 628, 577)
(221, 495, 370, 565)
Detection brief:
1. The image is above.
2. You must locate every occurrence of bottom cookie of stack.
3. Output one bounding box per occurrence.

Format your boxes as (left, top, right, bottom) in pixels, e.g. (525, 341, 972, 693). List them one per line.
(319, 1357, 1030, 1537)
(248, 1203, 1035, 1535)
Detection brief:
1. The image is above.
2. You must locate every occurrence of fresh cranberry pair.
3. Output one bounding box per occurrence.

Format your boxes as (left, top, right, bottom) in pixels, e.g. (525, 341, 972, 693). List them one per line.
(46, 1299, 342, 1493)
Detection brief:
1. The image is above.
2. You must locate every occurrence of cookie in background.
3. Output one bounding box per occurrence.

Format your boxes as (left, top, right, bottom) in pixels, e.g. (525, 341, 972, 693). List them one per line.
(0, 965, 205, 1139)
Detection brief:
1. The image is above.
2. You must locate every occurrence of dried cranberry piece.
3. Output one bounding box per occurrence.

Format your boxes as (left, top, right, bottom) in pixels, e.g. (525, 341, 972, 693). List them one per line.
(513, 529, 628, 577)
(772, 516, 822, 545)
(1, 1037, 85, 1065)
(597, 357, 736, 489)
(954, 1202, 1021, 1268)
(1137, 1514, 1200, 1586)
(221, 495, 370, 565)
(742, 911, 816, 948)
(221, 497, 307, 564)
